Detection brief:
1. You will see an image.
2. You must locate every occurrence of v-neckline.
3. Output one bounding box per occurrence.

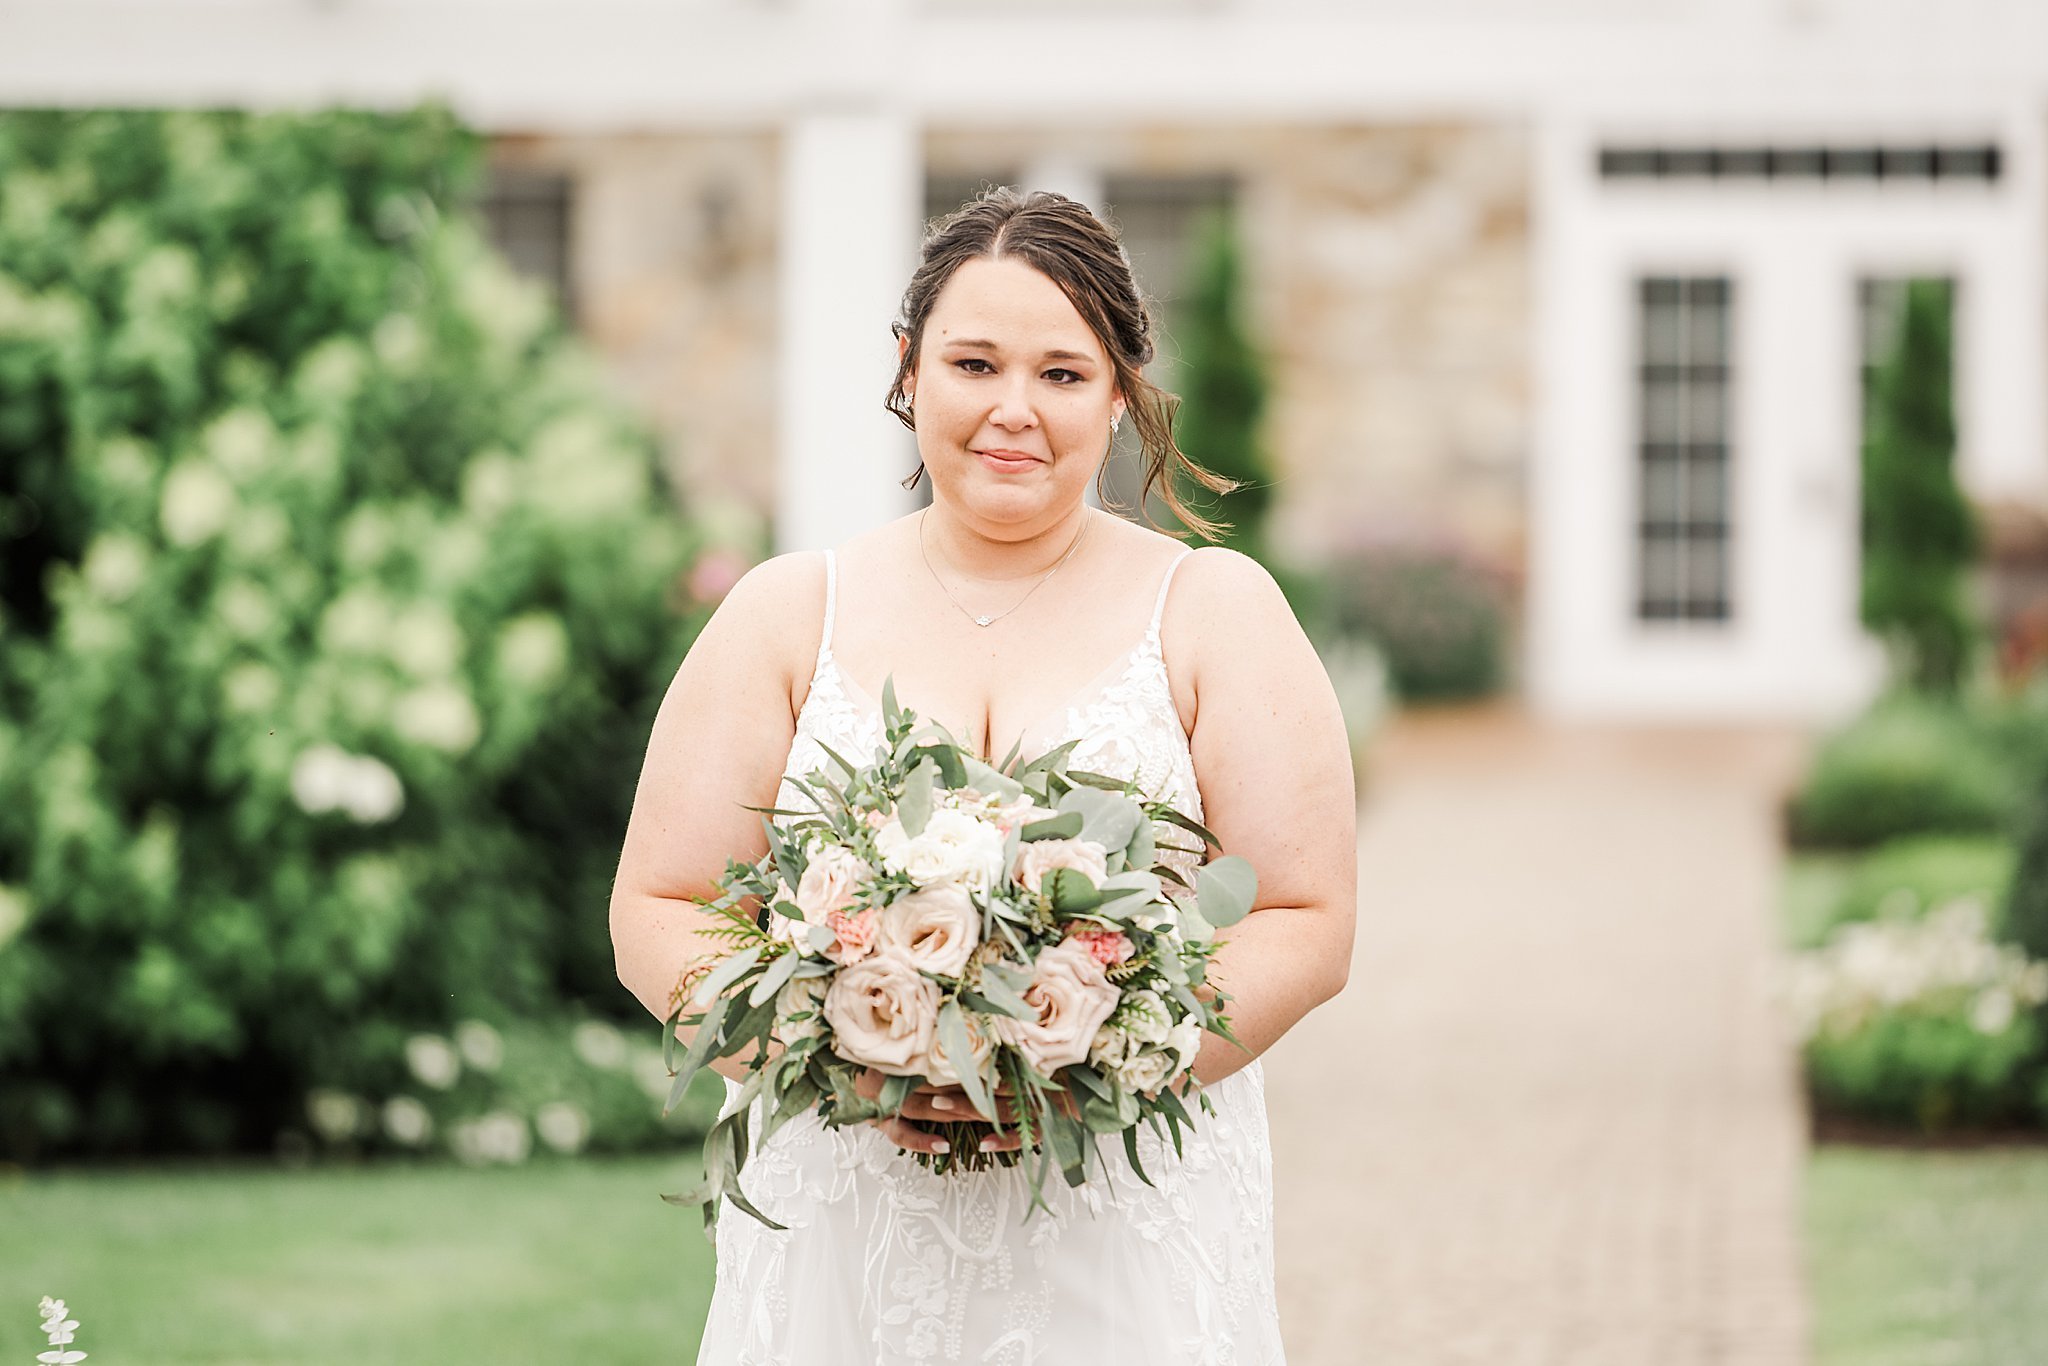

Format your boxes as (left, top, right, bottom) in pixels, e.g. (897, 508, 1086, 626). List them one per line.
(820, 633, 1157, 759)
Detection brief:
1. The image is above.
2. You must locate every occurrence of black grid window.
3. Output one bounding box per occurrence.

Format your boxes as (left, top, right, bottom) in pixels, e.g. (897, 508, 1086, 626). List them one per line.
(476, 166, 576, 323)
(1635, 277, 1734, 623)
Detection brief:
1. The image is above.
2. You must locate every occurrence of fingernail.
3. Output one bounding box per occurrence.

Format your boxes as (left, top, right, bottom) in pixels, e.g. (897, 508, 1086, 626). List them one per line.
(978, 1136, 1000, 1153)
(932, 1139, 950, 1154)
(931, 1095, 954, 1111)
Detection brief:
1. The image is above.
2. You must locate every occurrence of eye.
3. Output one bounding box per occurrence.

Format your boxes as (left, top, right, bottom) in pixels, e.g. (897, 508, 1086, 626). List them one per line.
(953, 358, 994, 374)
(1045, 368, 1084, 384)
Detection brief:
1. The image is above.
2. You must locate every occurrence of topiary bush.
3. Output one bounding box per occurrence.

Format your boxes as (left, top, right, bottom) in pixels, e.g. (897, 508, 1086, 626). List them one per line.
(0, 105, 727, 1160)
(1786, 691, 2021, 849)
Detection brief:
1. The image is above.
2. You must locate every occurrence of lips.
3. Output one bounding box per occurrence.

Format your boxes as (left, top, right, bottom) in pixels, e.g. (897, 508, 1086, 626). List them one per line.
(976, 449, 1041, 473)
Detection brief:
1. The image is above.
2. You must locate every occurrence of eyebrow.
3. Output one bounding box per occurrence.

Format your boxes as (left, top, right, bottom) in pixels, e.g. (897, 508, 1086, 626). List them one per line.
(939, 338, 1099, 364)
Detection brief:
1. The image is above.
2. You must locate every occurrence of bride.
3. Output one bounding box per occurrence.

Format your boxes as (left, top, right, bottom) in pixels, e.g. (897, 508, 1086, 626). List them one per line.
(611, 187, 1357, 1365)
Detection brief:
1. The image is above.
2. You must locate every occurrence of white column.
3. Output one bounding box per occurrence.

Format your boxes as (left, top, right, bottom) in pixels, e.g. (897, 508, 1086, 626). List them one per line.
(1020, 156, 1106, 215)
(777, 105, 923, 553)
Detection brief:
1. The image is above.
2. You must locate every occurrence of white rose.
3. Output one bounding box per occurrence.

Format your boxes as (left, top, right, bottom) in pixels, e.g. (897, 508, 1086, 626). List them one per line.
(876, 883, 981, 979)
(795, 844, 870, 921)
(1114, 1048, 1174, 1095)
(1165, 1013, 1205, 1066)
(1012, 837, 1110, 895)
(1119, 989, 1172, 1046)
(1088, 1020, 1136, 1071)
(875, 809, 1006, 894)
(823, 949, 942, 1077)
(992, 940, 1122, 1076)
(773, 973, 830, 1045)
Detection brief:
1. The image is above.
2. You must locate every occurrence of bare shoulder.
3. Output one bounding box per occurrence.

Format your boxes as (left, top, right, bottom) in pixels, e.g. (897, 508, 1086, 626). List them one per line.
(1170, 544, 1298, 642)
(689, 548, 830, 713)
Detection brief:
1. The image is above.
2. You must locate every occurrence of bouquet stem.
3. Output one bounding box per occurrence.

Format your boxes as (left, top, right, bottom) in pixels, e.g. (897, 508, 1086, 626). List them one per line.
(914, 1120, 1032, 1175)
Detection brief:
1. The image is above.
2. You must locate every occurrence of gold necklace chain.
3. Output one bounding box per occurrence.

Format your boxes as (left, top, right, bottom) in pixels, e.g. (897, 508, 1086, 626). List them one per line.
(919, 508, 1090, 628)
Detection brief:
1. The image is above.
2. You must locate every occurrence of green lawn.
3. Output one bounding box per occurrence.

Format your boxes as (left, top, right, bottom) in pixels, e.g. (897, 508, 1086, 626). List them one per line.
(1808, 1145, 2048, 1366)
(1, 1153, 717, 1365)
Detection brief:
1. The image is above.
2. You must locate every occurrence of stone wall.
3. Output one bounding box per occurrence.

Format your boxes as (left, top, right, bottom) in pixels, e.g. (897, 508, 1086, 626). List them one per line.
(487, 129, 782, 517)
(930, 123, 1533, 581)
(486, 122, 1535, 585)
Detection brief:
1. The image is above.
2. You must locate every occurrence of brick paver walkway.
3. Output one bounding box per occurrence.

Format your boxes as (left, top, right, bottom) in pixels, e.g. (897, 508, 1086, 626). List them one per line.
(1265, 705, 1815, 1365)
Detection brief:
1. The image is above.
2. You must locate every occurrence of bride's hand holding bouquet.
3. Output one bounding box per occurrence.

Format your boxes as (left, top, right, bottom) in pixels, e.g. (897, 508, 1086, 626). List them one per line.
(656, 677, 1256, 1236)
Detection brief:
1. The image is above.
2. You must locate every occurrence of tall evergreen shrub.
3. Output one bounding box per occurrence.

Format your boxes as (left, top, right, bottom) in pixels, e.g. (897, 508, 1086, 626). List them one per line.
(1167, 205, 1273, 558)
(0, 106, 708, 1158)
(1860, 278, 1980, 695)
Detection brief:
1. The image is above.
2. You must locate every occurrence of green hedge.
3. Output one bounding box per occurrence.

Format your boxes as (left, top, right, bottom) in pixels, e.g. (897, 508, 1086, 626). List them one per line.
(1320, 538, 1511, 703)
(1786, 691, 2023, 849)
(0, 106, 718, 1160)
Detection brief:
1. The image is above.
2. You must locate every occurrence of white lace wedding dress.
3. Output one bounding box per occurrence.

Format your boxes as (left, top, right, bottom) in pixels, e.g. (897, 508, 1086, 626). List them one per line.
(693, 547, 1283, 1366)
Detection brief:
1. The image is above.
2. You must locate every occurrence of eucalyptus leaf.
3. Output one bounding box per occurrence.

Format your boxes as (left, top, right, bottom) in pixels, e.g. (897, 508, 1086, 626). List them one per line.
(1046, 867, 1103, 914)
(691, 944, 765, 1008)
(807, 921, 837, 953)
(1125, 819, 1156, 872)
(1121, 1125, 1154, 1187)
(1019, 811, 1083, 842)
(899, 757, 937, 838)
(1195, 854, 1257, 929)
(882, 674, 902, 728)
(878, 1072, 918, 1116)
(665, 993, 731, 1114)
(1080, 1093, 1126, 1134)
(1056, 786, 1140, 853)
(938, 1001, 995, 1120)
(974, 962, 1034, 1020)
(748, 949, 803, 1008)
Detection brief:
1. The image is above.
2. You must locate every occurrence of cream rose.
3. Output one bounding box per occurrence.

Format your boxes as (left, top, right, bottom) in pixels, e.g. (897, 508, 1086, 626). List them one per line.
(1113, 1047, 1174, 1095)
(992, 939, 1122, 1075)
(876, 883, 981, 979)
(1012, 837, 1110, 895)
(823, 950, 941, 1077)
(1165, 1013, 1205, 1067)
(795, 844, 869, 921)
(875, 808, 1007, 894)
(771, 974, 830, 1045)
(920, 1006, 998, 1088)
(1119, 989, 1172, 1046)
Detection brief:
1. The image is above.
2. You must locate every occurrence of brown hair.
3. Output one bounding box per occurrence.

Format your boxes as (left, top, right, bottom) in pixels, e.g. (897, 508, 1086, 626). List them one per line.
(883, 185, 1242, 542)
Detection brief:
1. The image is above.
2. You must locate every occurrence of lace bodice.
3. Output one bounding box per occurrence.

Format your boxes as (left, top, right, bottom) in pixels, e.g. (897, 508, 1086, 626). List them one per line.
(697, 546, 1284, 1366)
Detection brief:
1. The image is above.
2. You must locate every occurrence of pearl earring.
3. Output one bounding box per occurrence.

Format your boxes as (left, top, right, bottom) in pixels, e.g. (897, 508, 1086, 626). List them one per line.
(1110, 413, 1122, 434)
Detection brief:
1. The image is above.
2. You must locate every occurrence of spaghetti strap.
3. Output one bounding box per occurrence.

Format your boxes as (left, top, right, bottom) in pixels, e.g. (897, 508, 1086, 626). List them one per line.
(1148, 548, 1197, 635)
(818, 548, 838, 657)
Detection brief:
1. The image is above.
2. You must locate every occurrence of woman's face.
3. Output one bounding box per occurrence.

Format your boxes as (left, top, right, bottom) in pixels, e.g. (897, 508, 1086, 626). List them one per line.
(900, 255, 1125, 531)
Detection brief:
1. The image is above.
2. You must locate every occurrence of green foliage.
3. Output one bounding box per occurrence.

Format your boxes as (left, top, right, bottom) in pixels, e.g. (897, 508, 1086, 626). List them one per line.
(1320, 538, 1510, 703)
(2006, 748, 2048, 970)
(1786, 691, 2020, 849)
(1169, 205, 1272, 557)
(1859, 278, 1981, 695)
(1806, 1009, 2042, 1132)
(0, 106, 715, 1160)
(1806, 835, 2017, 948)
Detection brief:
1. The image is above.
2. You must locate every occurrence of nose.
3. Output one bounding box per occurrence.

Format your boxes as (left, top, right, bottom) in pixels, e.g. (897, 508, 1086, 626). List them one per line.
(987, 369, 1039, 432)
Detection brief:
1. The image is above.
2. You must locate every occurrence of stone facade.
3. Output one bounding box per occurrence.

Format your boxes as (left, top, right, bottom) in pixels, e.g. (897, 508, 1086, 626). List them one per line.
(488, 129, 783, 515)
(489, 122, 1536, 586)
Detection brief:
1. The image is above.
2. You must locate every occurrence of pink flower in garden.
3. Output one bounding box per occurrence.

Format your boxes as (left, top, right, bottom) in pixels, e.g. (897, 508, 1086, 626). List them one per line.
(687, 548, 749, 605)
(1067, 928, 1134, 967)
(824, 906, 880, 965)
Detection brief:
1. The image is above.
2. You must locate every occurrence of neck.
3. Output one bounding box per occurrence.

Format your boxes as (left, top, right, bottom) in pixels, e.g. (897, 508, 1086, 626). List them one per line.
(922, 503, 1092, 583)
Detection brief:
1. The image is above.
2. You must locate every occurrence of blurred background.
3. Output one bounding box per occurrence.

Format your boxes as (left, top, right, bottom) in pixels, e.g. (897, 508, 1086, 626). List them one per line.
(3, 0, 2048, 1362)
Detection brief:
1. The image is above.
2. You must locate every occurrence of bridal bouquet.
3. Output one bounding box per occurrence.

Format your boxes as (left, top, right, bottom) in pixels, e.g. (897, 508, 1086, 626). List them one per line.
(659, 679, 1255, 1235)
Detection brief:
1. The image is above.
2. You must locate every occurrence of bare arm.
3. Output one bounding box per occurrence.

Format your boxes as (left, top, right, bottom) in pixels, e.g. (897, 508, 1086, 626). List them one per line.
(1174, 548, 1358, 1090)
(609, 551, 821, 1084)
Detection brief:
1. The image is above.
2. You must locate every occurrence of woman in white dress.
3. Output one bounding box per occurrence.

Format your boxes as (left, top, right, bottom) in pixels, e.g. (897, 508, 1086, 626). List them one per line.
(611, 188, 1357, 1365)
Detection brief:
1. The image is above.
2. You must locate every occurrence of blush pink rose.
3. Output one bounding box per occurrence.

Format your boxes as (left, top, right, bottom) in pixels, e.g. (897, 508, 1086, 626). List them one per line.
(1066, 927, 1134, 967)
(991, 939, 1122, 1075)
(795, 844, 868, 921)
(823, 949, 941, 1077)
(1012, 837, 1110, 894)
(824, 906, 879, 965)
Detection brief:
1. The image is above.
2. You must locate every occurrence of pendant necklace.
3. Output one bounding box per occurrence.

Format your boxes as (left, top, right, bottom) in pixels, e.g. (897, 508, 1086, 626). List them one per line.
(919, 507, 1090, 628)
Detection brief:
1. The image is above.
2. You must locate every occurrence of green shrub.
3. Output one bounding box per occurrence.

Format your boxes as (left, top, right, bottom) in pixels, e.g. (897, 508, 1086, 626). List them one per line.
(1786, 692, 2019, 849)
(1859, 278, 1981, 696)
(1787, 900, 2048, 1132)
(1321, 537, 1511, 703)
(0, 106, 722, 1161)
(1809, 835, 2017, 946)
